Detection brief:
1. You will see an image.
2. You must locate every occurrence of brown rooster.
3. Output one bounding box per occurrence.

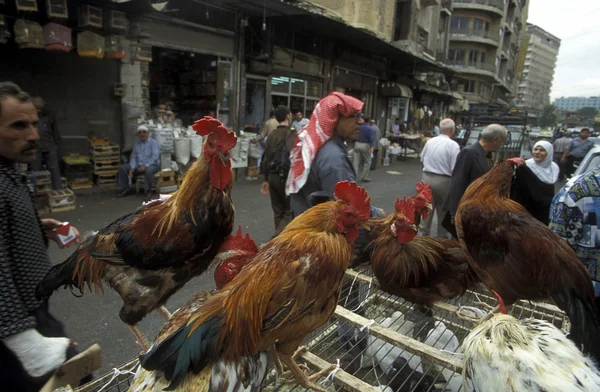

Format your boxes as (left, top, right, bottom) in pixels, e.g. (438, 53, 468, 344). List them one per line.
(370, 196, 475, 308)
(139, 181, 372, 392)
(410, 180, 433, 227)
(131, 230, 267, 392)
(36, 117, 237, 350)
(456, 157, 600, 361)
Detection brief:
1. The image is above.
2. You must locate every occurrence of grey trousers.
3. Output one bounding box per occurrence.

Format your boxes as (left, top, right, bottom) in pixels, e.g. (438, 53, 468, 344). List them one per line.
(117, 163, 160, 191)
(353, 141, 372, 181)
(418, 171, 451, 238)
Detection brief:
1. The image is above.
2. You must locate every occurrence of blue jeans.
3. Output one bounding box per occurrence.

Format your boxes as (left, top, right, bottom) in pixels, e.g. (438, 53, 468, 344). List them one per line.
(118, 163, 160, 191)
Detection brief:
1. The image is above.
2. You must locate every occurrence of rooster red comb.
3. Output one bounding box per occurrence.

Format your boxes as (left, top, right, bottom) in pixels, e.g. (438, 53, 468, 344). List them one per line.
(395, 197, 415, 223)
(334, 181, 371, 221)
(506, 157, 525, 166)
(415, 181, 432, 202)
(218, 226, 258, 254)
(193, 116, 237, 151)
(491, 290, 507, 314)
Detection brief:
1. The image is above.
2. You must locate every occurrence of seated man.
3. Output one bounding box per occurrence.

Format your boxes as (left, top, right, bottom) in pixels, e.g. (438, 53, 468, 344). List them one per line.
(117, 125, 160, 197)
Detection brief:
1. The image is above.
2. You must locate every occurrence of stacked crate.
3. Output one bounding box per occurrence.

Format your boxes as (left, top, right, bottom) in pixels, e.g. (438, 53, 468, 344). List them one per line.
(90, 140, 120, 188)
(48, 188, 76, 213)
(62, 156, 94, 189)
(31, 171, 52, 215)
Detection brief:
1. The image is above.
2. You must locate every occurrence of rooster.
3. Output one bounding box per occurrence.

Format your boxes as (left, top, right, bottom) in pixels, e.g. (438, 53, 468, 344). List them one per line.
(138, 181, 371, 392)
(36, 117, 237, 350)
(461, 290, 600, 392)
(131, 230, 267, 392)
(368, 196, 475, 308)
(213, 226, 258, 290)
(410, 180, 432, 227)
(456, 157, 600, 361)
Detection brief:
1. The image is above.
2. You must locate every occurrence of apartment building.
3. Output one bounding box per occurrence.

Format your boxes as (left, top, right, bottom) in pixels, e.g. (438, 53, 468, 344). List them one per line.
(515, 24, 560, 118)
(554, 96, 600, 111)
(447, 0, 528, 105)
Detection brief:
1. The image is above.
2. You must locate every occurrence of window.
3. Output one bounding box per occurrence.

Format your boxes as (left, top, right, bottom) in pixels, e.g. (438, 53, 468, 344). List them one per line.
(481, 52, 486, 64)
(450, 17, 469, 32)
(464, 80, 475, 93)
(448, 48, 466, 63)
(468, 51, 479, 66)
(472, 19, 485, 35)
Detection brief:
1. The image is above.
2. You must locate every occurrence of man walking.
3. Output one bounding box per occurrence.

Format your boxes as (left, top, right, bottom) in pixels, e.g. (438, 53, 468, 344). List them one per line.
(0, 82, 84, 390)
(260, 105, 296, 235)
(31, 96, 61, 190)
(419, 119, 460, 238)
(117, 125, 160, 198)
(442, 124, 507, 238)
(553, 131, 570, 181)
(561, 128, 594, 178)
(369, 119, 381, 170)
(291, 109, 309, 132)
(353, 116, 374, 182)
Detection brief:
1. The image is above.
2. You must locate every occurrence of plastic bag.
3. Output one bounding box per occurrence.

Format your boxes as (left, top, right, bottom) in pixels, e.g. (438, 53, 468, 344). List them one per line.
(174, 138, 191, 166)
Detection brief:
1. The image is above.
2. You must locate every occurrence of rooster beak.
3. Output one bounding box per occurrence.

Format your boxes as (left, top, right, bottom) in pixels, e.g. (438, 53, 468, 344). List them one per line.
(426, 202, 432, 210)
(360, 222, 371, 231)
(218, 153, 228, 165)
(410, 224, 417, 231)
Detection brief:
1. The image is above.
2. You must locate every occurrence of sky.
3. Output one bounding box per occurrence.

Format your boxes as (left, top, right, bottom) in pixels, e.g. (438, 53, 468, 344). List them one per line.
(527, 0, 600, 101)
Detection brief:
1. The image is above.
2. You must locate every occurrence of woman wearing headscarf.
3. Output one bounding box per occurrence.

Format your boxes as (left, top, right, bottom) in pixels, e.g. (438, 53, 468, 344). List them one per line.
(511, 140, 560, 225)
(286, 91, 365, 216)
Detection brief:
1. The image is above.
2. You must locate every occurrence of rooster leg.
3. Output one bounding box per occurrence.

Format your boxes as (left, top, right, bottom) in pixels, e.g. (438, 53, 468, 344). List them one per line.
(270, 344, 285, 375)
(127, 324, 151, 352)
(279, 354, 329, 392)
(157, 305, 172, 321)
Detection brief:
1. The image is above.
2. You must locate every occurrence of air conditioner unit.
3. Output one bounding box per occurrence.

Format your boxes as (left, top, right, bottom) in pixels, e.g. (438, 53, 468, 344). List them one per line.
(79, 5, 103, 29)
(15, 0, 38, 12)
(47, 0, 68, 20)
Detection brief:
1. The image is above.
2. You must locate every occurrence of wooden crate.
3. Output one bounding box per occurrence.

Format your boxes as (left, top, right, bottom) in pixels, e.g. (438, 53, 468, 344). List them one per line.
(157, 170, 176, 187)
(90, 158, 120, 174)
(63, 156, 94, 188)
(70, 179, 94, 190)
(95, 173, 117, 188)
(90, 143, 120, 159)
(33, 193, 50, 215)
(48, 189, 76, 212)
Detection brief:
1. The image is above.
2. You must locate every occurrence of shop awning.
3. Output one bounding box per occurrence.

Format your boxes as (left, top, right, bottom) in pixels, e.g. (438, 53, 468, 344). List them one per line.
(379, 83, 413, 98)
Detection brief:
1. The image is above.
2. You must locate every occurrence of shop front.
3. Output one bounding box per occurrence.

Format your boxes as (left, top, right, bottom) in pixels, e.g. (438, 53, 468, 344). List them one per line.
(333, 66, 378, 118)
(379, 83, 413, 135)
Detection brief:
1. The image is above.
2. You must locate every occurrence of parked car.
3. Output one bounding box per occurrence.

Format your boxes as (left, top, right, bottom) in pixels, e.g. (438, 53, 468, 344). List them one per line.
(573, 143, 600, 177)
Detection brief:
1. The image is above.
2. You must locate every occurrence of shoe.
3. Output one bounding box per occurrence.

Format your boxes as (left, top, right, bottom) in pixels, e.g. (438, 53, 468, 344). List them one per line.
(117, 189, 131, 198)
(363, 178, 372, 183)
(145, 191, 153, 200)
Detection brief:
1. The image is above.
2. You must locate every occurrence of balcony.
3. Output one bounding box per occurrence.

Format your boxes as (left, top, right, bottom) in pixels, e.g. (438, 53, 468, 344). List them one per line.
(447, 59, 497, 78)
(436, 50, 448, 62)
(452, 0, 505, 17)
(450, 27, 501, 47)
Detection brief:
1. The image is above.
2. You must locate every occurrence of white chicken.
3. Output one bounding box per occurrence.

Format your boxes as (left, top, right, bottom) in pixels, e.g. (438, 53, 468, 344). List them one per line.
(461, 291, 600, 392)
(423, 321, 463, 391)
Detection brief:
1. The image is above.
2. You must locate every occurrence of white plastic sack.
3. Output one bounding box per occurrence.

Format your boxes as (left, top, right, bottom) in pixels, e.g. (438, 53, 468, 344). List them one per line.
(174, 138, 191, 166)
(248, 140, 261, 159)
(190, 135, 203, 159)
(151, 129, 174, 152)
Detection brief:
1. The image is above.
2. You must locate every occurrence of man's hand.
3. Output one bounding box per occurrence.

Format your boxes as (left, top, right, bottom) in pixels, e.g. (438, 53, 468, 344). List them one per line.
(41, 219, 80, 248)
(250, 138, 259, 144)
(139, 165, 146, 172)
(129, 168, 134, 177)
(261, 181, 270, 195)
(450, 215, 455, 225)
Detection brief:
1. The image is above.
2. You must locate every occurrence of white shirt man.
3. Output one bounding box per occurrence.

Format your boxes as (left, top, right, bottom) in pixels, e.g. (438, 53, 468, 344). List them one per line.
(418, 118, 460, 238)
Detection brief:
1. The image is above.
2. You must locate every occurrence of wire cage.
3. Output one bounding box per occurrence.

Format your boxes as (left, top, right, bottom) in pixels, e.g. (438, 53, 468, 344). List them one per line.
(76, 268, 568, 392)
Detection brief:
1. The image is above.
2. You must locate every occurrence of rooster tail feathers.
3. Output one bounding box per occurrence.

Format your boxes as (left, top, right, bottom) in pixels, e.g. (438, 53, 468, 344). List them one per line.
(140, 315, 223, 390)
(35, 248, 105, 299)
(551, 287, 600, 361)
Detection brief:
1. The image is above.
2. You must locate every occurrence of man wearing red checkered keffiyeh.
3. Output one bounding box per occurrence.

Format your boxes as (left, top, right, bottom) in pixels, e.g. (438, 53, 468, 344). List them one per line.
(287, 91, 364, 216)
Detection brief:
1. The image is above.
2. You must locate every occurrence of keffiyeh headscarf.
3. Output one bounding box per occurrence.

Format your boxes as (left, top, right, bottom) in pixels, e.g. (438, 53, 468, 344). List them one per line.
(526, 140, 559, 184)
(285, 92, 364, 195)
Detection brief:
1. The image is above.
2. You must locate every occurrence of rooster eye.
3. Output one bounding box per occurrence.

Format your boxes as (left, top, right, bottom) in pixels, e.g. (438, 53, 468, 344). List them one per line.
(346, 212, 353, 218)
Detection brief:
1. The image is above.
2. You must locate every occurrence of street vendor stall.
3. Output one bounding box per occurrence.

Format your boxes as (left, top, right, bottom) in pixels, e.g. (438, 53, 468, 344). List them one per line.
(387, 133, 423, 161)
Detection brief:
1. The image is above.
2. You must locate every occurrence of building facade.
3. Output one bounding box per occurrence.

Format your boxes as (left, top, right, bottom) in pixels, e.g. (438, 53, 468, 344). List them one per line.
(515, 23, 560, 118)
(447, 0, 528, 106)
(554, 96, 600, 111)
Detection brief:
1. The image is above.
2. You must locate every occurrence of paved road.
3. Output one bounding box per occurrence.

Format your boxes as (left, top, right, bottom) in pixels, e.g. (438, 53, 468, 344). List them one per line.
(46, 158, 425, 375)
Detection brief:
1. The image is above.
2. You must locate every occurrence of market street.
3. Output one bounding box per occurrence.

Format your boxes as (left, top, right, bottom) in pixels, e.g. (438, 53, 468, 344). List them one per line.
(46, 158, 425, 374)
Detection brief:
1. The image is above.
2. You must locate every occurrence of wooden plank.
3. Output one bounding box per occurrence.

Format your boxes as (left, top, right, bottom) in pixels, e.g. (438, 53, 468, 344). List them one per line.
(299, 350, 381, 392)
(334, 306, 464, 373)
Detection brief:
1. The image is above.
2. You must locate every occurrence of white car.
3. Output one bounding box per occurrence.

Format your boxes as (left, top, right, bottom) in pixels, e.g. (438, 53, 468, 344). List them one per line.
(573, 143, 600, 177)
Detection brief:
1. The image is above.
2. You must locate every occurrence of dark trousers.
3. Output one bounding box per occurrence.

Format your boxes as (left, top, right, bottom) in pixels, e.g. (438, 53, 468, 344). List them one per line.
(553, 153, 566, 181)
(117, 163, 160, 191)
(370, 149, 379, 170)
(0, 301, 91, 392)
(268, 173, 292, 236)
(32, 149, 62, 190)
(564, 155, 581, 178)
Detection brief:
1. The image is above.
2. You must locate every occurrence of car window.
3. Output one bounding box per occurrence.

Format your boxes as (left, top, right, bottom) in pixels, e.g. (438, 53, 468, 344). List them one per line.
(585, 154, 600, 173)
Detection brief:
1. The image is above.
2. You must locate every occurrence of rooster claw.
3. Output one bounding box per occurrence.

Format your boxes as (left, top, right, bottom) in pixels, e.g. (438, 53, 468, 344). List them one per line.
(292, 345, 309, 360)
